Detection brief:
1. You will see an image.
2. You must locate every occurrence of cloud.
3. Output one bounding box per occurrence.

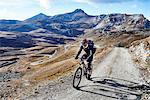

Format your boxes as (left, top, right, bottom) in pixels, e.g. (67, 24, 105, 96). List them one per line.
(73, 0, 97, 7)
(0, 0, 35, 7)
(0, 8, 19, 20)
(0, 0, 23, 6)
(132, 4, 137, 8)
(37, 0, 52, 9)
(0, 0, 52, 9)
(91, 0, 131, 3)
(74, 0, 91, 4)
(74, 0, 149, 4)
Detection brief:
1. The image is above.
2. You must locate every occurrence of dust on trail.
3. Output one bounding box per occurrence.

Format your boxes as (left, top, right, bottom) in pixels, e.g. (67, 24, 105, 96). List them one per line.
(22, 47, 146, 100)
(92, 47, 144, 83)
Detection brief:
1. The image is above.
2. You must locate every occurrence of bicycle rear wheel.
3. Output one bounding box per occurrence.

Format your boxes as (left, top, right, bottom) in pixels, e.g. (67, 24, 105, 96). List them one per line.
(73, 67, 82, 88)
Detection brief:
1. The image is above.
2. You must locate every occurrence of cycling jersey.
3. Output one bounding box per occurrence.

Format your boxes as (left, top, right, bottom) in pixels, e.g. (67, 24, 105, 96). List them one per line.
(75, 40, 96, 62)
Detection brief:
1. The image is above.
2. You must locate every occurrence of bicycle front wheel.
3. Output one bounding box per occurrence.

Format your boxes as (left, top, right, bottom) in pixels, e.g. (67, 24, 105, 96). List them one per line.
(73, 67, 82, 88)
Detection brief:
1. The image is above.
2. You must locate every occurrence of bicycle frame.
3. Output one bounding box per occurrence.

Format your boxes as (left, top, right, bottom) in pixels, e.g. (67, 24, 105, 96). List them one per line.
(79, 58, 92, 79)
(79, 58, 88, 73)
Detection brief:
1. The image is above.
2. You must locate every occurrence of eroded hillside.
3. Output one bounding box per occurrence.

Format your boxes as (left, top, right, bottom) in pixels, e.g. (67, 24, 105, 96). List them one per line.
(0, 29, 150, 99)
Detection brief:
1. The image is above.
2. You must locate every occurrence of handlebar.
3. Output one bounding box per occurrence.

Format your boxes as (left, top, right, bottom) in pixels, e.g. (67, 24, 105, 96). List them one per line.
(76, 57, 87, 65)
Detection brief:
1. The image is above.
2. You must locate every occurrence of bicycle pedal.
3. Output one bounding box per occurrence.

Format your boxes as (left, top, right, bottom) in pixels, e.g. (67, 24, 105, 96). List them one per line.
(87, 74, 91, 80)
(84, 73, 87, 76)
(87, 77, 91, 80)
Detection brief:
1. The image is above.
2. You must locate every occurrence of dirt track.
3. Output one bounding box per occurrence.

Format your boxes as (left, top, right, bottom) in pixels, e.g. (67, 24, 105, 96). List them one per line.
(22, 47, 148, 100)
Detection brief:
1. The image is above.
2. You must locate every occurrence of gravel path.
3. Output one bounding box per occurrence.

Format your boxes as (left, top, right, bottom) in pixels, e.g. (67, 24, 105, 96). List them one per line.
(22, 47, 147, 100)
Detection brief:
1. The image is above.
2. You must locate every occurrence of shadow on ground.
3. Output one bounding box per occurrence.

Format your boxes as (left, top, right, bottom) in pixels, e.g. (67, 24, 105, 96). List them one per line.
(75, 77, 150, 100)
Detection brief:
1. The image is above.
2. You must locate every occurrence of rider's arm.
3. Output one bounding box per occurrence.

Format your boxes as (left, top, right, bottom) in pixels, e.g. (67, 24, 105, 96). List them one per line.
(75, 46, 83, 59)
(87, 44, 94, 60)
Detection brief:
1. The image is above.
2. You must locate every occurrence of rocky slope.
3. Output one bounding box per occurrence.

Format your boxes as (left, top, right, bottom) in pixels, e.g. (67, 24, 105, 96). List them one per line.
(129, 36, 150, 84)
(0, 31, 75, 48)
(0, 29, 150, 99)
(94, 14, 149, 32)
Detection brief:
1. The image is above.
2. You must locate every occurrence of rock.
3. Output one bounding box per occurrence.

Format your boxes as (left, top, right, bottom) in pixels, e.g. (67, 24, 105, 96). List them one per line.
(27, 67, 31, 69)
(35, 91, 39, 94)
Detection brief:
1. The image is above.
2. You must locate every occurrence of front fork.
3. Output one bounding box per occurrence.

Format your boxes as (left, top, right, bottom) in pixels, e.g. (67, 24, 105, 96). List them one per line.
(81, 61, 92, 78)
(83, 64, 87, 75)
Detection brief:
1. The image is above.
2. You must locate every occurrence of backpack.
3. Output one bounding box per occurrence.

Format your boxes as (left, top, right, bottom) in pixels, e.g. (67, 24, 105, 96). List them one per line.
(88, 40, 96, 54)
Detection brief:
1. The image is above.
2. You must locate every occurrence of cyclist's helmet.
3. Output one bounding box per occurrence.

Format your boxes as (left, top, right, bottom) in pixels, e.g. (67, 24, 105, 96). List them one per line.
(82, 39, 88, 48)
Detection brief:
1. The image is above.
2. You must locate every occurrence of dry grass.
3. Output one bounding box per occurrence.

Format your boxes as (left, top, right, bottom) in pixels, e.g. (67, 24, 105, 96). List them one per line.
(22, 46, 78, 81)
(129, 36, 150, 48)
(30, 47, 76, 70)
(22, 44, 112, 82)
(27, 59, 78, 81)
(84, 29, 149, 48)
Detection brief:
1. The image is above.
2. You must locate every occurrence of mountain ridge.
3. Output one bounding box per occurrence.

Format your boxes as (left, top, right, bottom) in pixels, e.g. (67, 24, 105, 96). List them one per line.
(0, 9, 150, 36)
(24, 13, 49, 22)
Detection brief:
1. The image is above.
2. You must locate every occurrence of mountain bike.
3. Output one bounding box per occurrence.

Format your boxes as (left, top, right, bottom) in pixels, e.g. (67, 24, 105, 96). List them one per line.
(73, 58, 92, 89)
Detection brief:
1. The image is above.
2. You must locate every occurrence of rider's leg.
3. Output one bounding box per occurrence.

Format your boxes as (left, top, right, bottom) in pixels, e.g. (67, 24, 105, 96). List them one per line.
(87, 55, 93, 70)
(87, 56, 93, 80)
(87, 62, 92, 80)
(87, 62, 92, 70)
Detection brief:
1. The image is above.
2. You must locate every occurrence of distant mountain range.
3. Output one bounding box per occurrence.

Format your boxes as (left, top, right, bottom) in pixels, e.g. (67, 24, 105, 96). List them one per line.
(0, 9, 150, 37)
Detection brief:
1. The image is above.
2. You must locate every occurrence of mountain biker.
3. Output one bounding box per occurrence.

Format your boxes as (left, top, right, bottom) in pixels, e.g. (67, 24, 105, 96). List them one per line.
(75, 38, 96, 79)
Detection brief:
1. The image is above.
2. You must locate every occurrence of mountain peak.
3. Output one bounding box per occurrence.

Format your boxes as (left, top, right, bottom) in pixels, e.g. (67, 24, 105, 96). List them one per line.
(73, 9, 85, 13)
(51, 9, 88, 22)
(25, 13, 49, 22)
(35, 13, 48, 17)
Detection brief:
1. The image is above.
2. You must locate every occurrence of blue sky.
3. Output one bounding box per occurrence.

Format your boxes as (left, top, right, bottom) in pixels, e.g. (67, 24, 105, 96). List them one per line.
(0, 0, 150, 20)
